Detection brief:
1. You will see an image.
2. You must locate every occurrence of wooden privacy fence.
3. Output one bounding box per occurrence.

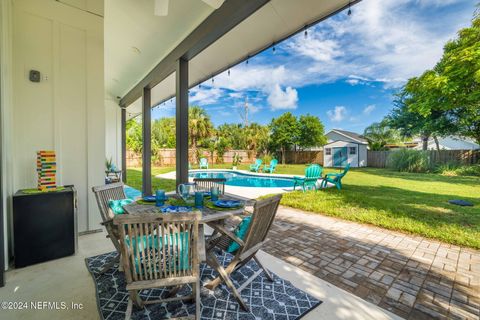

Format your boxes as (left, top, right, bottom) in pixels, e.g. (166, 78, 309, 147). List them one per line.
(368, 150, 480, 168)
(367, 151, 389, 168)
(282, 150, 324, 165)
(127, 149, 252, 167)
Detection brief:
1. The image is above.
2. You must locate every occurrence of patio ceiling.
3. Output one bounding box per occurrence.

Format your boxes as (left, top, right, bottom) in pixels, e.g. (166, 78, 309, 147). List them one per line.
(106, 0, 354, 118)
(105, 0, 215, 101)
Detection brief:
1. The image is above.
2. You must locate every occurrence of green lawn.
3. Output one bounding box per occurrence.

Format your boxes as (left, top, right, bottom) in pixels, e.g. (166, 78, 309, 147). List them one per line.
(127, 164, 480, 249)
(281, 167, 480, 249)
(126, 167, 176, 193)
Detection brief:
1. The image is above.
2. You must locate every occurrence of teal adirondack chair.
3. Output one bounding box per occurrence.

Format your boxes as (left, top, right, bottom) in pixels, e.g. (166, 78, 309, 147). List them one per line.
(293, 164, 323, 191)
(249, 159, 263, 172)
(321, 164, 350, 190)
(263, 159, 278, 173)
(199, 158, 208, 169)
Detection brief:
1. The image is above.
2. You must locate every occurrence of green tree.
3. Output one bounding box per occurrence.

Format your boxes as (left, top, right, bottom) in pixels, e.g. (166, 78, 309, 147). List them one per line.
(297, 114, 327, 149)
(245, 123, 270, 157)
(152, 117, 176, 148)
(217, 123, 246, 149)
(363, 121, 400, 151)
(269, 112, 299, 164)
(388, 89, 456, 151)
(407, 12, 480, 144)
(189, 106, 214, 162)
(126, 118, 143, 153)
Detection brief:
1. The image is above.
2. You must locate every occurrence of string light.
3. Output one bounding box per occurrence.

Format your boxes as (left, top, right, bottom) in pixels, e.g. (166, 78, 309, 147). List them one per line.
(199, 84, 202, 89)
(211, 77, 214, 84)
(304, 27, 308, 38)
(228, 69, 231, 76)
(347, 1, 352, 15)
(272, 45, 276, 53)
(246, 56, 249, 65)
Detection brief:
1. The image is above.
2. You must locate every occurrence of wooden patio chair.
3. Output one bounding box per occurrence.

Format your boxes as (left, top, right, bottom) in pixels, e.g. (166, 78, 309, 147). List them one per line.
(92, 182, 127, 274)
(205, 194, 282, 311)
(193, 177, 226, 195)
(114, 211, 201, 320)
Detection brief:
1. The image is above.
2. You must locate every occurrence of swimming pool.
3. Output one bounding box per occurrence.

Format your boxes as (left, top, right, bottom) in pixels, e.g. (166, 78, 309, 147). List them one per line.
(188, 170, 294, 188)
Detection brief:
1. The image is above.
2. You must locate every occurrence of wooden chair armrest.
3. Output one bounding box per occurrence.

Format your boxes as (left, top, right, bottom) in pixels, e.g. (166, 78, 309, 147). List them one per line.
(208, 222, 245, 247)
(101, 218, 114, 226)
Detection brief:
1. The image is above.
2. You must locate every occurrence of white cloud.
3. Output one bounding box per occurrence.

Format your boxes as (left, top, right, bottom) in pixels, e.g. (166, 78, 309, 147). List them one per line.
(288, 38, 342, 62)
(194, 0, 473, 112)
(189, 87, 224, 105)
(363, 105, 376, 115)
(346, 79, 360, 85)
(228, 92, 243, 99)
(267, 85, 298, 110)
(327, 106, 347, 122)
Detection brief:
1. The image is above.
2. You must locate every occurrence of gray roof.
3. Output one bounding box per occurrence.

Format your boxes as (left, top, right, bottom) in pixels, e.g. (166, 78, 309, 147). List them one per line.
(330, 129, 368, 144)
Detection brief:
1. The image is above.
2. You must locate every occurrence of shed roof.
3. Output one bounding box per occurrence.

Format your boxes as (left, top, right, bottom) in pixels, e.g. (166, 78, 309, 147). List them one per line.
(327, 129, 368, 144)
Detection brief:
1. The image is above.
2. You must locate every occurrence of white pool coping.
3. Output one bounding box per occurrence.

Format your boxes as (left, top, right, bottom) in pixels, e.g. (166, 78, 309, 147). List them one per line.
(156, 168, 332, 198)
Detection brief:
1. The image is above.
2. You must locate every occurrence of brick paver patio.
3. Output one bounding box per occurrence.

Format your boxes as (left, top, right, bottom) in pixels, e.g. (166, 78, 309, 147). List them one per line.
(262, 206, 480, 320)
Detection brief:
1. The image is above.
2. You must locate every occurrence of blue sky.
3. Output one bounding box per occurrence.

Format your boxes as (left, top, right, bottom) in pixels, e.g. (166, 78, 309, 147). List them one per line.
(152, 0, 476, 134)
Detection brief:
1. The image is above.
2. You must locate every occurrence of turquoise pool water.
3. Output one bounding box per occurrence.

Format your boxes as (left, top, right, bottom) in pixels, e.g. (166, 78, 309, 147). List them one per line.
(189, 171, 294, 188)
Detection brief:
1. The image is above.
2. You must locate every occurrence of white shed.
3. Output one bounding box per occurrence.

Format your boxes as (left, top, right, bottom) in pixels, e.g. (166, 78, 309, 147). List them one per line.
(323, 130, 368, 167)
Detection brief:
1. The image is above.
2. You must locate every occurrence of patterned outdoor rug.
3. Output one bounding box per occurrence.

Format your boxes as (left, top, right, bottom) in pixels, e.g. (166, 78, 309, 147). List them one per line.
(86, 251, 321, 320)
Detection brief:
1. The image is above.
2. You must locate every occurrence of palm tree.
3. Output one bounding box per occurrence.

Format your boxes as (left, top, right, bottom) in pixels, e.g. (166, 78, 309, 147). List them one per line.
(363, 122, 400, 151)
(188, 106, 213, 162)
(245, 123, 269, 157)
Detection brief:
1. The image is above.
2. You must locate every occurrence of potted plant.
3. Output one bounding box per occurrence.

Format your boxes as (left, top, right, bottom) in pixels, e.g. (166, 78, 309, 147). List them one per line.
(232, 152, 242, 170)
(105, 157, 116, 172)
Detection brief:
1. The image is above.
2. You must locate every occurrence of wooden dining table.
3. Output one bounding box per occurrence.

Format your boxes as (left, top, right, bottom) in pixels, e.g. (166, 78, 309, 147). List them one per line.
(122, 193, 254, 261)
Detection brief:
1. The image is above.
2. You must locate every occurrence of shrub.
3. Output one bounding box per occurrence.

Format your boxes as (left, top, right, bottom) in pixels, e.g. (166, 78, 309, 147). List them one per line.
(386, 149, 431, 173)
(435, 162, 459, 176)
(436, 163, 480, 177)
(262, 153, 273, 165)
(457, 164, 480, 176)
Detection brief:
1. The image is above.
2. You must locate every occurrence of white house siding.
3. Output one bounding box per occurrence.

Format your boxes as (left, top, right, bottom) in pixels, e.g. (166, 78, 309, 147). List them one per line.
(105, 96, 122, 169)
(413, 136, 480, 151)
(323, 141, 367, 168)
(10, 0, 104, 236)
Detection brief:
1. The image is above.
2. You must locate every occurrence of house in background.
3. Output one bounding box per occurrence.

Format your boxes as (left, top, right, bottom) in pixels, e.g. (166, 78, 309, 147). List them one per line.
(412, 136, 480, 151)
(323, 129, 368, 167)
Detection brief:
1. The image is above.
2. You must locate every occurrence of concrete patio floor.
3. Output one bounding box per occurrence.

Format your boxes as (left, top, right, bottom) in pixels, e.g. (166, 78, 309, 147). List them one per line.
(262, 207, 480, 320)
(0, 230, 399, 320)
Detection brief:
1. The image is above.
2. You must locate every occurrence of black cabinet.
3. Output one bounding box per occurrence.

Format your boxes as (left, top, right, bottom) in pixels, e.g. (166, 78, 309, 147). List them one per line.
(13, 186, 77, 268)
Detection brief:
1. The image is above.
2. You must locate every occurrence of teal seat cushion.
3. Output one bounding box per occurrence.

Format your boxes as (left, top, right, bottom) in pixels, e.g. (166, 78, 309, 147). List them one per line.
(127, 232, 191, 273)
(227, 216, 252, 253)
(108, 198, 133, 215)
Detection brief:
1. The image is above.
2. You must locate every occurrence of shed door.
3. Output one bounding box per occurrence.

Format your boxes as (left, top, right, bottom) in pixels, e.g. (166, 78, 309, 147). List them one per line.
(333, 147, 348, 167)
